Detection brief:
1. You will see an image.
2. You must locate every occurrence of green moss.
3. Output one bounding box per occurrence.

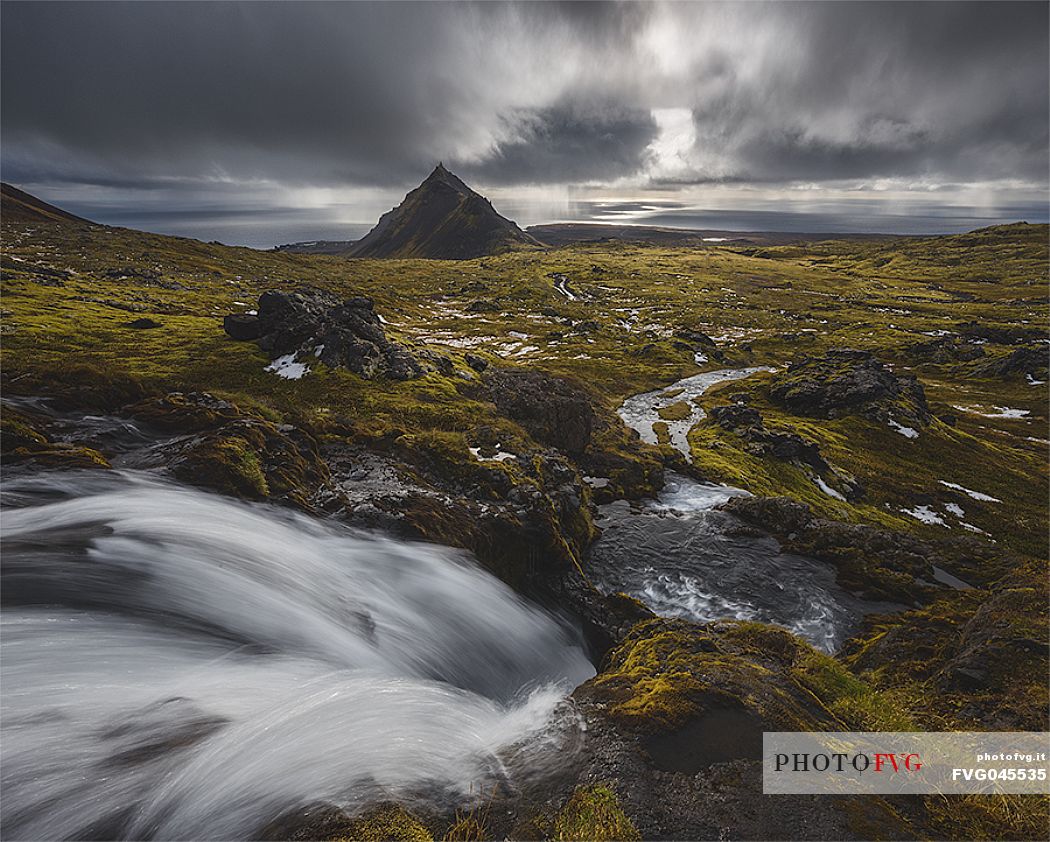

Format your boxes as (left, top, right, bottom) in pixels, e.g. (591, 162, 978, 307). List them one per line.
(333, 806, 433, 842)
(792, 648, 916, 731)
(585, 617, 907, 734)
(552, 785, 640, 842)
(0, 409, 48, 451)
(656, 400, 692, 421)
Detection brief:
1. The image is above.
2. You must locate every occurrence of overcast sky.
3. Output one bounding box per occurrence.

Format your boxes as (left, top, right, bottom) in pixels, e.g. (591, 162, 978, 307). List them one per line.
(3, 1, 1048, 246)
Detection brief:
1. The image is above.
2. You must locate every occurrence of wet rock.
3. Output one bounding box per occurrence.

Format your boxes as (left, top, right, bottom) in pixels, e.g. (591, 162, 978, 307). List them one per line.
(722, 494, 1014, 601)
(769, 349, 930, 425)
(0, 405, 110, 470)
(224, 288, 422, 381)
(486, 369, 596, 454)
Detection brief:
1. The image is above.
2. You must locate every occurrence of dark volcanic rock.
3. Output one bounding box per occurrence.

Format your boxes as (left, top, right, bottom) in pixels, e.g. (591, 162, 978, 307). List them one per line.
(710, 404, 831, 475)
(224, 288, 422, 381)
(956, 320, 1045, 345)
(769, 349, 930, 425)
(721, 494, 1015, 601)
(904, 336, 985, 364)
(675, 328, 717, 347)
(485, 369, 596, 454)
(223, 313, 261, 340)
(124, 317, 162, 329)
(464, 353, 488, 372)
(970, 345, 1049, 379)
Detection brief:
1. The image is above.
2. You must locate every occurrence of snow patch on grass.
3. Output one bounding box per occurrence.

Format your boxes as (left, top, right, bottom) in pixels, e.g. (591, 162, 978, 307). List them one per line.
(888, 418, 919, 438)
(265, 353, 309, 380)
(938, 481, 1001, 502)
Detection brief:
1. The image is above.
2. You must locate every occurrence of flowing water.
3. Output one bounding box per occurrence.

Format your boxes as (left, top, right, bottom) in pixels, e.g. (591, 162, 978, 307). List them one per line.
(618, 366, 775, 458)
(604, 367, 891, 652)
(0, 470, 593, 841)
(585, 473, 887, 653)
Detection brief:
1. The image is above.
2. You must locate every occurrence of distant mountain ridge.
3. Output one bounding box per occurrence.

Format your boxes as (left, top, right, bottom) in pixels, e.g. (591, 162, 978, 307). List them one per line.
(1, 183, 91, 224)
(349, 164, 540, 259)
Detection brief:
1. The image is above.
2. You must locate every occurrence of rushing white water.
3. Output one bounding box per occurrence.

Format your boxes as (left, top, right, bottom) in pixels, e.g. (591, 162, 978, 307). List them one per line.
(0, 471, 593, 841)
(586, 474, 895, 654)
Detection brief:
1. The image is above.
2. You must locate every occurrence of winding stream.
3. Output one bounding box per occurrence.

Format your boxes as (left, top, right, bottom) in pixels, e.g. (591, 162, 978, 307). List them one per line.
(618, 366, 774, 458)
(599, 367, 888, 653)
(0, 471, 592, 841)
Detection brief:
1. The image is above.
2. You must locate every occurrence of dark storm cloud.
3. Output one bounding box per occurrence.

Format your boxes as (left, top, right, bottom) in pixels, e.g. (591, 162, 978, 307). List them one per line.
(670, 1, 1050, 186)
(462, 105, 659, 184)
(1, 1, 1047, 200)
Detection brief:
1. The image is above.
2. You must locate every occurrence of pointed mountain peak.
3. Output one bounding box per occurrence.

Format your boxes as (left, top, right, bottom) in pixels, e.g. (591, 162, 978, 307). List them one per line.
(350, 167, 540, 260)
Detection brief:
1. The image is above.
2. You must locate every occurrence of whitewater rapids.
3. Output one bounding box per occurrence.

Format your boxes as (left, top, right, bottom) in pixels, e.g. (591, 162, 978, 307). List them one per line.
(0, 471, 593, 840)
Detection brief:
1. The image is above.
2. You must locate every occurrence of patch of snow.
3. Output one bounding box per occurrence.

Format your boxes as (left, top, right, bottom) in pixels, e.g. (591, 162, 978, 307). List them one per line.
(694, 351, 708, 364)
(469, 447, 517, 463)
(952, 404, 1030, 419)
(960, 522, 990, 536)
(265, 353, 309, 380)
(902, 505, 947, 526)
(313, 344, 325, 357)
(814, 476, 846, 501)
(938, 481, 1001, 502)
(888, 418, 919, 438)
(1026, 374, 1046, 386)
(512, 345, 540, 357)
(703, 237, 728, 242)
(943, 502, 965, 518)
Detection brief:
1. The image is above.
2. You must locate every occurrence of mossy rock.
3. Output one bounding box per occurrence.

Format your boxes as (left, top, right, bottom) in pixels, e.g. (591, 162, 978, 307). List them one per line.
(844, 562, 1049, 731)
(581, 617, 910, 735)
(0, 408, 48, 451)
(332, 806, 433, 842)
(552, 785, 640, 842)
(1, 407, 110, 469)
(168, 418, 330, 506)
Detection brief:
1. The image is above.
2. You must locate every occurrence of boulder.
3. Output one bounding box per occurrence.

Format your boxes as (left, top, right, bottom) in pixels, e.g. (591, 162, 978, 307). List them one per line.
(222, 313, 261, 340)
(970, 345, 1048, 379)
(223, 288, 422, 381)
(769, 349, 929, 425)
(485, 369, 596, 454)
(710, 404, 830, 474)
(124, 317, 162, 330)
(904, 336, 984, 364)
(464, 353, 488, 372)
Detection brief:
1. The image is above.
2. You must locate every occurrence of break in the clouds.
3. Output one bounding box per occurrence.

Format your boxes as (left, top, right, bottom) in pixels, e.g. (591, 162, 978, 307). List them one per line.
(2, 1, 1047, 244)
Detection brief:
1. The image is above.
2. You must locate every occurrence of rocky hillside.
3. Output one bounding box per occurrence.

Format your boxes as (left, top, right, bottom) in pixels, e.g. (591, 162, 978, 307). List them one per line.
(349, 164, 540, 259)
(1, 182, 90, 224)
